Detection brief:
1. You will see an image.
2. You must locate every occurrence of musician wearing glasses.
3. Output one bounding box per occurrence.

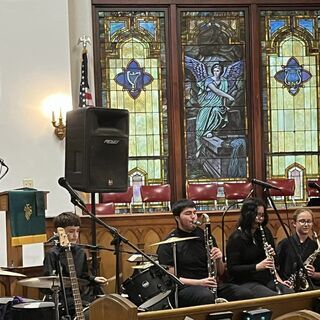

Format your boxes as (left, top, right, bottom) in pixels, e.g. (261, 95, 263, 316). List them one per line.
(276, 208, 320, 291)
(157, 199, 254, 308)
(226, 198, 293, 297)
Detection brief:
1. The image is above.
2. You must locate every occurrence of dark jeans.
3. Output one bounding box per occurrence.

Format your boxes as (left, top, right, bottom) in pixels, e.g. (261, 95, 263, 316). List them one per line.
(175, 282, 254, 308)
(237, 280, 294, 298)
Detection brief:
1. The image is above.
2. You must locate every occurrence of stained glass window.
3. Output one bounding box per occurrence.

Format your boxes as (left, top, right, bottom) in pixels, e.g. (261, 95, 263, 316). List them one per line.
(181, 10, 248, 183)
(260, 10, 320, 202)
(97, 10, 169, 206)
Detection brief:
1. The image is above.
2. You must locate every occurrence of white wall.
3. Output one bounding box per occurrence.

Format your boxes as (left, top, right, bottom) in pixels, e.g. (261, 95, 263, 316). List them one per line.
(0, 0, 93, 266)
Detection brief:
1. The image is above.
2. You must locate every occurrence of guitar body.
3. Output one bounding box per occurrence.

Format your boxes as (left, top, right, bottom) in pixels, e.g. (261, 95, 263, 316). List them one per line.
(57, 227, 86, 320)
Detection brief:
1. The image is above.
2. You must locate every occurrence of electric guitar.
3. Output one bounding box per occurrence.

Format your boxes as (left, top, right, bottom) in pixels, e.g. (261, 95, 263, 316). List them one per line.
(57, 227, 85, 320)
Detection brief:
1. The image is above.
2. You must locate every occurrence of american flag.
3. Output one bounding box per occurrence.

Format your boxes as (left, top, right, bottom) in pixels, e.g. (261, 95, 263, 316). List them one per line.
(79, 48, 94, 108)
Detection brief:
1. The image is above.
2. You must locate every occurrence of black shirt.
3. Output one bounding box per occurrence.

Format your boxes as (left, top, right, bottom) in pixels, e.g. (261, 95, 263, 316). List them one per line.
(277, 233, 320, 285)
(226, 227, 275, 285)
(43, 245, 95, 304)
(157, 227, 217, 279)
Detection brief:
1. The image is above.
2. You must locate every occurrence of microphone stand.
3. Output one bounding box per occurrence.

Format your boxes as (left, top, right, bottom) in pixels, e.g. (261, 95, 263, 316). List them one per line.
(221, 201, 240, 262)
(222, 190, 254, 262)
(63, 183, 183, 295)
(264, 187, 313, 292)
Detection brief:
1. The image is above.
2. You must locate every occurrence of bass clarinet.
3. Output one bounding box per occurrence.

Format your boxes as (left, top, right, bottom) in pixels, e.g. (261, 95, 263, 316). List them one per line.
(259, 224, 282, 294)
(194, 214, 227, 303)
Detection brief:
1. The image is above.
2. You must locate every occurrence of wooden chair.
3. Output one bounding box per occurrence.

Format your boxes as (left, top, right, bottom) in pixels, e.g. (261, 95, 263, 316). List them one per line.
(99, 187, 133, 213)
(307, 179, 320, 198)
(140, 184, 171, 212)
(266, 178, 296, 206)
(223, 181, 253, 207)
(306, 179, 320, 206)
(85, 202, 115, 215)
(186, 183, 218, 210)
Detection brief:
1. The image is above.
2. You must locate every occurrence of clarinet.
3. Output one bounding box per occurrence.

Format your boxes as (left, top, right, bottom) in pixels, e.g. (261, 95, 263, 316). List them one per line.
(259, 224, 282, 294)
(203, 213, 218, 299)
(194, 214, 227, 303)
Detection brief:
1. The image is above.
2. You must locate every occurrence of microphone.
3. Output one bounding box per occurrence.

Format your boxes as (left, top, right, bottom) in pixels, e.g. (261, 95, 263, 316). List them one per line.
(58, 177, 86, 207)
(308, 181, 320, 192)
(252, 179, 281, 190)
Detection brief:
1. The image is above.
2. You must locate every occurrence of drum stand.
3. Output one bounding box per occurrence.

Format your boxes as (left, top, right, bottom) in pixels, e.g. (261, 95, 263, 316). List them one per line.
(51, 284, 60, 320)
(173, 242, 179, 308)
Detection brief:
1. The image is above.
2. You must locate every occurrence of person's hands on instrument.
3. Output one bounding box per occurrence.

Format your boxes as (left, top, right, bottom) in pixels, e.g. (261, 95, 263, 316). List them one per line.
(256, 257, 274, 271)
(210, 247, 223, 261)
(198, 276, 217, 288)
(94, 276, 108, 284)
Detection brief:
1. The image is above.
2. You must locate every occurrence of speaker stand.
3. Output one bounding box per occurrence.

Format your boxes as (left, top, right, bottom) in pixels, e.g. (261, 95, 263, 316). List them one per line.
(90, 193, 98, 277)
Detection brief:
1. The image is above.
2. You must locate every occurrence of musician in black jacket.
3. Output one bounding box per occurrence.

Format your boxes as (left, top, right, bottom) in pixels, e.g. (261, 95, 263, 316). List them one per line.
(43, 212, 107, 319)
(276, 207, 320, 291)
(226, 198, 293, 297)
(157, 199, 254, 308)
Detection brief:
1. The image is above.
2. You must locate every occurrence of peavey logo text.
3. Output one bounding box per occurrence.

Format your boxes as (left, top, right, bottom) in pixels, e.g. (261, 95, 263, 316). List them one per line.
(104, 139, 120, 145)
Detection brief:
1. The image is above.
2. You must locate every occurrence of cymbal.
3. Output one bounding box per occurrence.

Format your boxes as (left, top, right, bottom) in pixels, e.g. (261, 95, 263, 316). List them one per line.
(18, 276, 89, 289)
(149, 236, 199, 247)
(0, 268, 26, 277)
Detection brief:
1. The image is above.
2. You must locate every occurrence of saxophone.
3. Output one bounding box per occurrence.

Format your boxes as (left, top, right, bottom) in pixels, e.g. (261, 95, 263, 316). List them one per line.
(259, 225, 282, 294)
(287, 231, 320, 291)
(194, 214, 227, 303)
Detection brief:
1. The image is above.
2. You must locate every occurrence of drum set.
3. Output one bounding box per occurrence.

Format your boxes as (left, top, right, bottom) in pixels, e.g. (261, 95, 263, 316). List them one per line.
(0, 268, 88, 320)
(0, 236, 196, 317)
(121, 236, 198, 311)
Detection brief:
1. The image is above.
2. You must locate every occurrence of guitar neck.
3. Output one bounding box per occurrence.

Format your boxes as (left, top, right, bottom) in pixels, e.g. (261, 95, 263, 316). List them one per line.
(66, 250, 85, 320)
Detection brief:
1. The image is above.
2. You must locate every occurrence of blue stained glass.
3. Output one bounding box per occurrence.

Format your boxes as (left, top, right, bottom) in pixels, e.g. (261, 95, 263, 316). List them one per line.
(110, 22, 125, 36)
(298, 19, 314, 34)
(139, 21, 156, 37)
(270, 20, 286, 34)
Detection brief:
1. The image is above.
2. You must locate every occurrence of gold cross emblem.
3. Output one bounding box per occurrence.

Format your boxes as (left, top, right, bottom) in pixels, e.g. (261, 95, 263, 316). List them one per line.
(24, 204, 32, 221)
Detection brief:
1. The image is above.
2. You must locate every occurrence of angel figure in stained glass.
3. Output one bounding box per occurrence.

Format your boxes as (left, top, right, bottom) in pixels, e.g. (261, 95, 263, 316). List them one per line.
(185, 56, 243, 158)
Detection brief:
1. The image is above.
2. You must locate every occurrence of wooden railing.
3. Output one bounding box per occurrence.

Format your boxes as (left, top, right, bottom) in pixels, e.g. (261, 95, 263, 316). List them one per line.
(89, 290, 320, 320)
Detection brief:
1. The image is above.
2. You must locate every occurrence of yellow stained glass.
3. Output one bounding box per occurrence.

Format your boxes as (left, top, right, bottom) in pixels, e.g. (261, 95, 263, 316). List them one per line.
(98, 9, 168, 184)
(261, 10, 320, 203)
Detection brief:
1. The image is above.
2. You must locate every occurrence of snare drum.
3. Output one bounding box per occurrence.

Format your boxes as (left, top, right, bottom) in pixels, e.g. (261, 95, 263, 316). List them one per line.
(121, 266, 173, 310)
(11, 301, 55, 320)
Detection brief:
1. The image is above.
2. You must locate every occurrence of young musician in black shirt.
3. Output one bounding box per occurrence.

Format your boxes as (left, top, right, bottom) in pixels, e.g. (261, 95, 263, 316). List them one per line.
(226, 198, 293, 297)
(157, 199, 254, 307)
(43, 212, 107, 319)
(277, 207, 320, 291)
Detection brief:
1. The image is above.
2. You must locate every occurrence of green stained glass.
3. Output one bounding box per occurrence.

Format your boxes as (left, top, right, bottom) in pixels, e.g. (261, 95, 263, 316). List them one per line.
(261, 10, 320, 202)
(181, 10, 248, 181)
(97, 10, 168, 185)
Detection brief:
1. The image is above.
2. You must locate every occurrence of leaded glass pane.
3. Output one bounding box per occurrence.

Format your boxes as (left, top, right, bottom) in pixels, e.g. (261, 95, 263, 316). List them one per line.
(97, 10, 169, 199)
(261, 10, 320, 202)
(181, 10, 248, 181)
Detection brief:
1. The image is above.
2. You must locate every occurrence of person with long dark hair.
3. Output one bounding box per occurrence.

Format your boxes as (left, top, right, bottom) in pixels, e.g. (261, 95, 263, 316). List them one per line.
(226, 198, 293, 297)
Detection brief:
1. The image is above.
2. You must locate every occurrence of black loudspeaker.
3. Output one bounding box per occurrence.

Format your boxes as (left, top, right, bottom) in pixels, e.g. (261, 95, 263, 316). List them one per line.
(65, 107, 129, 193)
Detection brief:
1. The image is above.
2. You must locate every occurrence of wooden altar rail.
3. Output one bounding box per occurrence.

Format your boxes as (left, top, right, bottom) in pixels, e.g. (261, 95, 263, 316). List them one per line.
(44, 206, 320, 294)
(89, 290, 320, 320)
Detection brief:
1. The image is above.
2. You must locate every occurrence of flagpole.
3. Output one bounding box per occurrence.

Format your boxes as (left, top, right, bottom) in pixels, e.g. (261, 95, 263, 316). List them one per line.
(77, 36, 98, 280)
(78, 35, 94, 108)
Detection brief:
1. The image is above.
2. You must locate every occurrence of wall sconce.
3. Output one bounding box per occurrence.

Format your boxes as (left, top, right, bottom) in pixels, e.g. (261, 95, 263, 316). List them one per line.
(42, 93, 72, 140)
(51, 109, 66, 140)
